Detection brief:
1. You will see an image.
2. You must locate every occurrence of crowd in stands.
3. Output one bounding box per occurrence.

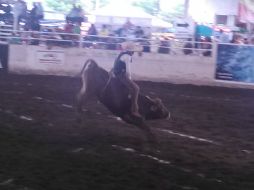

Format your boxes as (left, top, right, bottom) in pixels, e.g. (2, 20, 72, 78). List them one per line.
(0, 0, 44, 31)
(41, 16, 155, 52)
(2, 2, 254, 55)
(0, 1, 12, 24)
(66, 4, 85, 25)
(83, 20, 152, 52)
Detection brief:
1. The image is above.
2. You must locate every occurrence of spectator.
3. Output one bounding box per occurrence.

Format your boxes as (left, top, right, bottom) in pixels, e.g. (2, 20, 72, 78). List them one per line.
(115, 27, 123, 37)
(202, 36, 212, 57)
(107, 34, 117, 50)
(30, 2, 43, 31)
(35, 2, 44, 20)
(230, 33, 237, 43)
(5, 4, 11, 14)
(45, 28, 62, 49)
(141, 37, 151, 53)
(231, 34, 244, 44)
(64, 20, 74, 33)
(99, 24, 109, 37)
(30, 32, 40, 45)
(183, 38, 193, 55)
(66, 4, 84, 25)
(243, 38, 249, 44)
(73, 22, 81, 34)
(98, 24, 110, 48)
(87, 24, 98, 42)
(77, 5, 85, 22)
(73, 22, 81, 46)
(123, 18, 134, 30)
(66, 4, 79, 21)
(158, 36, 170, 54)
(134, 26, 144, 39)
(13, 0, 27, 31)
(83, 24, 98, 48)
(115, 27, 128, 38)
(0, 3, 12, 24)
(70, 22, 81, 46)
(87, 24, 97, 37)
(218, 29, 230, 43)
(61, 20, 74, 46)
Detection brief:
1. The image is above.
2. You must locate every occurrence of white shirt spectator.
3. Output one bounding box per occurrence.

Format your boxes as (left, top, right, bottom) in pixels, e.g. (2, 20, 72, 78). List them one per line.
(219, 31, 230, 43)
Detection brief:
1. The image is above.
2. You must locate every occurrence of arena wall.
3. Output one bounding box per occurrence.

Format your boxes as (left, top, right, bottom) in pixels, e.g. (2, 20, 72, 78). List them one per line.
(8, 44, 254, 89)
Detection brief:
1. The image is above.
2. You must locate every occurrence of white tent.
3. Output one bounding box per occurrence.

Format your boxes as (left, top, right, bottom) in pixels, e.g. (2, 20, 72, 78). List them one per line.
(91, 3, 172, 29)
(151, 17, 172, 28)
(93, 3, 153, 18)
(91, 2, 153, 26)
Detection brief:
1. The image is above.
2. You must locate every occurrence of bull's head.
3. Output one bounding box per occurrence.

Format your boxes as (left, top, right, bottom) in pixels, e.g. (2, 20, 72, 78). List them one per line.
(144, 96, 170, 120)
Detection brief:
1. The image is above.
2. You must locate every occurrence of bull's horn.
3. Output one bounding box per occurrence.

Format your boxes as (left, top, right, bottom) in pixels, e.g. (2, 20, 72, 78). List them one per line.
(145, 95, 156, 102)
(145, 95, 152, 100)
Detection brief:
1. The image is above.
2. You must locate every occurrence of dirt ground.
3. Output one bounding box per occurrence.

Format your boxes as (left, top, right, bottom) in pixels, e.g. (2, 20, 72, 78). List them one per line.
(0, 73, 254, 190)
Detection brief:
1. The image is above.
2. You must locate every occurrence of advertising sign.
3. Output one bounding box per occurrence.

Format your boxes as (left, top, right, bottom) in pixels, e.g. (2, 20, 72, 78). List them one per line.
(36, 50, 65, 65)
(216, 44, 254, 84)
(173, 17, 195, 39)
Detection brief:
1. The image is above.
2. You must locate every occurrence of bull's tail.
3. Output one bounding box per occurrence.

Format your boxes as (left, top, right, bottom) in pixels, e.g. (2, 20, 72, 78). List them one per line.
(76, 59, 98, 77)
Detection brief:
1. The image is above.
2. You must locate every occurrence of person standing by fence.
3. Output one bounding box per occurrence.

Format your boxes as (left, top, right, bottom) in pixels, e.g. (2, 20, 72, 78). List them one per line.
(13, 0, 27, 31)
(30, 2, 43, 31)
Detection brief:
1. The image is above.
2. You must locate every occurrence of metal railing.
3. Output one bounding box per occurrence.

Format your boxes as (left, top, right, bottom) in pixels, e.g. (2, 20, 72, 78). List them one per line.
(0, 27, 215, 57)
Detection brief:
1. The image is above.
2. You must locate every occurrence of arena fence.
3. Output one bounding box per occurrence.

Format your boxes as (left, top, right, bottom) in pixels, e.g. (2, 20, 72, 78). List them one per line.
(0, 41, 8, 72)
(0, 28, 215, 57)
(2, 27, 254, 89)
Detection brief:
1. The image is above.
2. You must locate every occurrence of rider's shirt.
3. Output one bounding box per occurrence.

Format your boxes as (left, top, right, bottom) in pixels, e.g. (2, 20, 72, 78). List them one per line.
(113, 52, 133, 79)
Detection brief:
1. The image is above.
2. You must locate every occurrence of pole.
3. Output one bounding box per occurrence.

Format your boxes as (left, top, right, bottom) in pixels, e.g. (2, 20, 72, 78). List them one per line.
(184, 0, 189, 19)
(95, 0, 100, 10)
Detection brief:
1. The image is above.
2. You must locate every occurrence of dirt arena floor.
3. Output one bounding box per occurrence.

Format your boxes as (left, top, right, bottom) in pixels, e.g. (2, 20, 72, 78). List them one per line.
(0, 73, 254, 190)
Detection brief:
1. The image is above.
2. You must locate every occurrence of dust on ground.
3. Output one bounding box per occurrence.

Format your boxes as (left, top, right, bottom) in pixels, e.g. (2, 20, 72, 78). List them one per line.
(0, 73, 254, 190)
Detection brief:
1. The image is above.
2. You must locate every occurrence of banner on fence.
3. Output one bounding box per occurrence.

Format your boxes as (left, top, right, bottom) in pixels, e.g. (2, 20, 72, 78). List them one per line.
(36, 50, 65, 65)
(215, 44, 254, 84)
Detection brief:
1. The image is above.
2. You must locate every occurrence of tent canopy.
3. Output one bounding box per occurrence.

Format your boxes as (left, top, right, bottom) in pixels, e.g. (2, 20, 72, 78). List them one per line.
(92, 3, 153, 19)
(152, 17, 172, 28)
(92, 3, 171, 28)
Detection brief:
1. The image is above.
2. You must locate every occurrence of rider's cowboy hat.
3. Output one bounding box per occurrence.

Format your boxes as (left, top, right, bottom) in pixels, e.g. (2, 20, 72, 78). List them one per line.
(121, 41, 143, 52)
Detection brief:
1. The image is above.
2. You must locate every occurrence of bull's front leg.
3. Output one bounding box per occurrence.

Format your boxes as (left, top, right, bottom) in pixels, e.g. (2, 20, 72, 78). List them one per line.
(76, 82, 91, 124)
(76, 93, 95, 125)
(77, 90, 87, 113)
(122, 114, 157, 144)
(138, 122, 157, 144)
(76, 92, 84, 124)
(76, 75, 90, 113)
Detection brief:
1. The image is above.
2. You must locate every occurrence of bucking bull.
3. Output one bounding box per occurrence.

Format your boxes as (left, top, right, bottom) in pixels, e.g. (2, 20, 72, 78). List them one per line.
(77, 59, 170, 142)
